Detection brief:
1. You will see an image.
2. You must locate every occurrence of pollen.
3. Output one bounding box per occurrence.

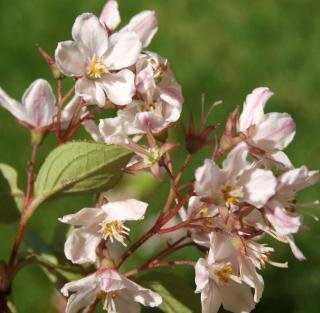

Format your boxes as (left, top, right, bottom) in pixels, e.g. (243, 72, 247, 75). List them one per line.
(221, 185, 238, 203)
(214, 264, 233, 283)
(99, 220, 129, 245)
(87, 55, 106, 79)
(139, 101, 157, 112)
(199, 207, 209, 217)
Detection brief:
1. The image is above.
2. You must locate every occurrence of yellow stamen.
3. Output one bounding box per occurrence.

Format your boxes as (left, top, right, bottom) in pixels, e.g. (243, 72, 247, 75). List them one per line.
(214, 265, 232, 283)
(87, 56, 106, 78)
(221, 185, 237, 203)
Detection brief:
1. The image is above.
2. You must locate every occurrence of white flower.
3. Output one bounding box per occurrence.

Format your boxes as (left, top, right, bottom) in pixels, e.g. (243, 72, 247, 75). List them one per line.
(100, 0, 158, 47)
(61, 269, 162, 313)
(0, 79, 78, 130)
(97, 52, 183, 143)
(59, 199, 148, 264)
(55, 13, 142, 107)
(265, 166, 320, 260)
(238, 87, 296, 169)
(195, 233, 256, 313)
(195, 142, 277, 209)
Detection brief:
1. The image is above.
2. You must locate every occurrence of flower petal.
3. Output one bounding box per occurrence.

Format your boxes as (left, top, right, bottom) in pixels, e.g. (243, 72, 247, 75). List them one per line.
(267, 151, 293, 169)
(101, 70, 135, 105)
(22, 79, 56, 128)
(195, 159, 221, 197)
(195, 258, 209, 293)
(83, 120, 104, 142)
(240, 168, 277, 208)
(59, 207, 104, 226)
(252, 112, 296, 151)
(104, 32, 141, 70)
(102, 199, 148, 221)
(0, 87, 26, 121)
(75, 78, 106, 107)
(99, 0, 121, 31)
(222, 142, 249, 181)
(72, 13, 109, 58)
(221, 280, 256, 313)
(286, 234, 306, 261)
(239, 87, 273, 132)
(265, 204, 301, 236)
(99, 116, 128, 144)
(64, 225, 101, 264)
(55, 41, 86, 77)
(121, 11, 158, 48)
(278, 166, 320, 191)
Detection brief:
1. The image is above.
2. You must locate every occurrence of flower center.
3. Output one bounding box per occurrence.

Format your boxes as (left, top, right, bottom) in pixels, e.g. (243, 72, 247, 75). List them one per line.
(139, 101, 157, 112)
(221, 185, 242, 203)
(99, 220, 130, 245)
(144, 147, 161, 166)
(87, 55, 107, 79)
(214, 264, 232, 283)
(100, 292, 118, 312)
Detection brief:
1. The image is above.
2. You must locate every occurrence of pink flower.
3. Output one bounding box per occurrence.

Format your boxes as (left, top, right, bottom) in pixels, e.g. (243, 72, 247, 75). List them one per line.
(59, 199, 148, 264)
(55, 13, 142, 107)
(61, 269, 162, 313)
(238, 87, 296, 169)
(100, 0, 158, 47)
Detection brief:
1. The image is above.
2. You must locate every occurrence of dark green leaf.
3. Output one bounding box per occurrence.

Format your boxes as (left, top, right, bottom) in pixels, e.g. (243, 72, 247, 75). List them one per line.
(0, 163, 23, 224)
(139, 271, 201, 313)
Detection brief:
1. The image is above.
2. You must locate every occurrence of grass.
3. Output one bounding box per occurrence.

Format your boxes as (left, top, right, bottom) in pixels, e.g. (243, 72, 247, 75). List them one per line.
(0, 0, 319, 312)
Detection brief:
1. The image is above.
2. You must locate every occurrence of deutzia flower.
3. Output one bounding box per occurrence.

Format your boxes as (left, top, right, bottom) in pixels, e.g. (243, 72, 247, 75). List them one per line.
(265, 166, 320, 260)
(0, 79, 79, 130)
(55, 13, 142, 107)
(195, 142, 277, 210)
(100, 0, 158, 48)
(195, 232, 256, 313)
(59, 199, 148, 264)
(61, 268, 162, 313)
(97, 52, 183, 143)
(238, 87, 296, 169)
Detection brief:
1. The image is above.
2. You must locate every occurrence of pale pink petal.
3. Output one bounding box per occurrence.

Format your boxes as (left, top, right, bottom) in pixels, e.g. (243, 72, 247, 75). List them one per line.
(121, 276, 162, 307)
(252, 112, 296, 151)
(286, 235, 306, 261)
(221, 280, 256, 313)
(99, 0, 121, 31)
(83, 120, 104, 142)
(135, 64, 156, 95)
(59, 207, 104, 226)
(239, 87, 273, 131)
(102, 199, 148, 221)
(75, 78, 106, 106)
(239, 256, 264, 303)
(121, 11, 158, 48)
(195, 258, 209, 293)
(0, 87, 26, 121)
(61, 275, 99, 313)
(195, 159, 221, 197)
(208, 232, 235, 264)
(278, 166, 320, 191)
(268, 151, 293, 169)
(265, 205, 301, 236)
(55, 41, 86, 76)
(240, 168, 277, 208)
(114, 296, 140, 313)
(22, 79, 56, 128)
(201, 283, 222, 313)
(61, 96, 83, 129)
(102, 70, 135, 105)
(64, 225, 101, 264)
(104, 32, 141, 70)
(135, 111, 165, 132)
(222, 142, 249, 180)
(99, 116, 128, 144)
(72, 13, 109, 58)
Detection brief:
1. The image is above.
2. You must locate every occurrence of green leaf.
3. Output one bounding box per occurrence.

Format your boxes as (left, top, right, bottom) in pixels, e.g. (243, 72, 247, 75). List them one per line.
(34, 141, 132, 200)
(0, 163, 23, 224)
(139, 272, 201, 313)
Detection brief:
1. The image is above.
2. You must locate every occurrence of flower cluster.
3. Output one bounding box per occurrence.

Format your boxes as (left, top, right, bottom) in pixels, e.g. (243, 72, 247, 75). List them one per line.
(0, 1, 319, 313)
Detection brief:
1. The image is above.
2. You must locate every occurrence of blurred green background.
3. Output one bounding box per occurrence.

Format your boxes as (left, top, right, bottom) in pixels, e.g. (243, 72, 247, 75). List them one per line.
(0, 0, 320, 312)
